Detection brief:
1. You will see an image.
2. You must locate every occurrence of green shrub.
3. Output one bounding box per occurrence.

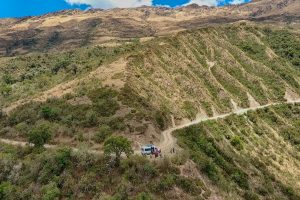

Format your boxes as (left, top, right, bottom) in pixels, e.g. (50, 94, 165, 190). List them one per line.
(230, 136, 243, 150)
(40, 106, 60, 121)
(84, 111, 98, 127)
(243, 191, 259, 200)
(202, 159, 219, 182)
(136, 192, 152, 200)
(153, 174, 176, 192)
(15, 122, 30, 135)
(182, 101, 197, 120)
(93, 125, 112, 143)
(231, 171, 249, 189)
(38, 148, 72, 183)
(176, 177, 201, 195)
(121, 156, 157, 184)
(41, 182, 60, 200)
(154, 110, 169, 130)
(0, 84, 12, 97)
(93, 99, 120, 117)
(27, 124, 52, 148)
(0, 182, 16, 200)
(264, 29, 300, 68)
(2, 73, 15, 84)
(107, 117, 126, 131)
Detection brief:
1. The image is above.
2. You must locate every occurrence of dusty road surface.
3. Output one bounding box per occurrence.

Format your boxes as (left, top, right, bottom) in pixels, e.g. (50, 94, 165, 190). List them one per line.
(1, 99, 300, 156)
(158, 99, 300, 155)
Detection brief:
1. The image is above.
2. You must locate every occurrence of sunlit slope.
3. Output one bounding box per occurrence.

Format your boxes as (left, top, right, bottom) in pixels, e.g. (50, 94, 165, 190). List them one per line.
(0, 24, 299, 147)
(125, 24, 300, 121)
(176, 103, 300, 199)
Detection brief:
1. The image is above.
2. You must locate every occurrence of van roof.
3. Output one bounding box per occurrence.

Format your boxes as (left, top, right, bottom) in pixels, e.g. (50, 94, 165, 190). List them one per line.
(142, 144, 154, 148)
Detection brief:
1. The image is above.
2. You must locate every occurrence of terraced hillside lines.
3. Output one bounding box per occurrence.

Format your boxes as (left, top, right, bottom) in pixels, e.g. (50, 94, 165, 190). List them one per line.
(127, 25, 300, 121)
(176, 103, 300, 199)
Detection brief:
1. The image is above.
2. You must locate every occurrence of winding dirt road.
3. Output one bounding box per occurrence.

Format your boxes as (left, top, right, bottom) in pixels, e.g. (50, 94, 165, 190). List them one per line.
(159, 99, 300, 154)
(1, 99, 300, 155)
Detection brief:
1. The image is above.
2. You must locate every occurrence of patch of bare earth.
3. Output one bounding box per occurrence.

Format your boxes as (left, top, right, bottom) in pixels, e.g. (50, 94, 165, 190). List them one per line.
(247, 92, 260, 108)
(284, 88, 300, 102)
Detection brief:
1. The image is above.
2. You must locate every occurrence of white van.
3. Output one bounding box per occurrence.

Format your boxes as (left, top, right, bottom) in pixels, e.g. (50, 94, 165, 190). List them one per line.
(141, 144, 154, 155)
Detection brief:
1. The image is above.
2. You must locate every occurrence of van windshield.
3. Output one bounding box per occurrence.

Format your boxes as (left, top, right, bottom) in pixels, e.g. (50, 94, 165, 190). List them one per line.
(143, 148, 151, 151)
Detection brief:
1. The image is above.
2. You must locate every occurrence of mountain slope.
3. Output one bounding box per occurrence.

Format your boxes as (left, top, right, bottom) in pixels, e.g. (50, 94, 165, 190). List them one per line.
(1, 23, 300, 150)
(0, 0, 299, 56)
(0, 2, 300, 199)
(176, 103, 300, 199)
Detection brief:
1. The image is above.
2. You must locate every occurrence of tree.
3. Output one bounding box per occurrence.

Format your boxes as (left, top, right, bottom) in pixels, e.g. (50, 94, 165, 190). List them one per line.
(27, 124, 52, 148)
(104, 136, 133, 166)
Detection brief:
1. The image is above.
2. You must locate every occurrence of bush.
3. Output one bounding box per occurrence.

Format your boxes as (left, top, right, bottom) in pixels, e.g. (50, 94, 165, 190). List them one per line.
(84, 111, 98, 127)
(230, 136, 243, 150)
(264, 29, 300, 68)
(231, 171, 249, 189)
(202, 159, 219, 182)
(93, 125, 112, 143)
(38, 148, 72, 183)
(136, 192, 152, 200)
(154, 111, 168, 130)
(121, 156, 157, 184)
(107, 117, 126, 131)
(243, 191, 259, 200)
(0, 182, 16, 200)
(182, 101, 197, 120)
(176, 177, 201, 195)
(27, 124, 52, 148)
(93, 99, 120, 117)
(154, 174, 176, 192)
(40, 106, 60, 121)
(41, 182, 60, 200)
(0, 84, 12, 97)
(2, 74, 15, 84)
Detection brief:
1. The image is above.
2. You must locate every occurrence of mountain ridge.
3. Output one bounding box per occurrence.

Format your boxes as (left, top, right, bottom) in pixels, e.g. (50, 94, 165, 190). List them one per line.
(0, 0, 299, 56)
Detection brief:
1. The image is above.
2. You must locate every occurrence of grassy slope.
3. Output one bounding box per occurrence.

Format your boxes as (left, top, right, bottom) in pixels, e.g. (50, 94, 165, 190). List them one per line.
(0, 144, 211, 200)
(0, 42, 140, 108)
(0, 23, 300, 150)
(126, 23, 300, 120)
(0, 23, 300, 199)
(176, 103, 300, 200)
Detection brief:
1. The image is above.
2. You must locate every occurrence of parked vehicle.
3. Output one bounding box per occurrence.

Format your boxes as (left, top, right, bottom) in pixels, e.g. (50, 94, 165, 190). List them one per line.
(141, 144, 161, 156)
(141, 144, 154, 155)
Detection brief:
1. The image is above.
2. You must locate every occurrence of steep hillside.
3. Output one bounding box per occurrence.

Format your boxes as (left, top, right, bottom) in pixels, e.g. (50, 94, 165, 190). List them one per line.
(0, 23, 300, 150)
(0, 0, 299, 55)
(176, 103, 300, 199)
(1, 101, 300, 199)
(0, 4, 300, 199)
(125, 23, 300, 122)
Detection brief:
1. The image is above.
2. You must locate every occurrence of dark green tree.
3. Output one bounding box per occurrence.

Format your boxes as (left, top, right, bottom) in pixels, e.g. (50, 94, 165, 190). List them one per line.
(27, 124, 52, 148)
(104, 136, 133, 166)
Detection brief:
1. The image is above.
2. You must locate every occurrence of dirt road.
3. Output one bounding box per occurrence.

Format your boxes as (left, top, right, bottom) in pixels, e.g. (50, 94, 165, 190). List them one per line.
(1, 99, 300, 155)
(158, 99, 300, 155)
